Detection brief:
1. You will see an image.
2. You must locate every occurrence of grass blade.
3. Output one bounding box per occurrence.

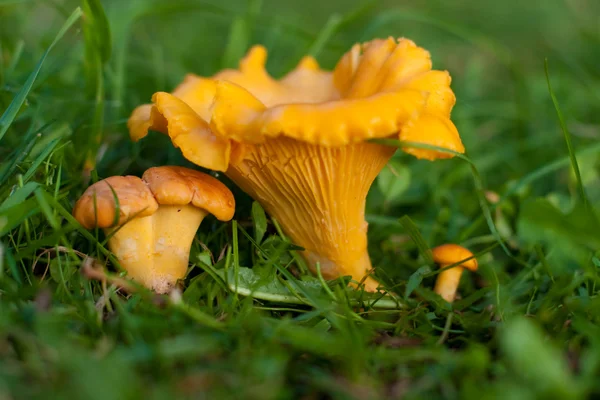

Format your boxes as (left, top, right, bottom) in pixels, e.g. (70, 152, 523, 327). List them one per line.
(399, 215, 433, 264)
(81, 0, 110, 172)
(0, 7, 83, 142)
(0, 182, 40, 211)
(306, 14, 343, 57)
(82, 0, 112, 63)
(221, 0, 262, 68)
(544, 59, 590, 211)
(251, 201, 267, 243)
(221, 17, 250, 69)
(0, 197, 40, 237)
(22, 138, 60, 183)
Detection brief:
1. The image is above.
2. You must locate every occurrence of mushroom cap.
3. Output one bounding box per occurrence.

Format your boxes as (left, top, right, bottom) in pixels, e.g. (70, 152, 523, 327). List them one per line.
(142, 166, 235, 221)
(73, 176, 159, 229)
(129, 93, 233, 172)
(431, 244, 478, 271)
(127, 37, 465, 171)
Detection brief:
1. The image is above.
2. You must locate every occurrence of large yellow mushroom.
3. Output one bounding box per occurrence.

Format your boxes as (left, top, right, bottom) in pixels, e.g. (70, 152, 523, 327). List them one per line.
(128, 37, 465, 291)
(73, 166, 235, 293)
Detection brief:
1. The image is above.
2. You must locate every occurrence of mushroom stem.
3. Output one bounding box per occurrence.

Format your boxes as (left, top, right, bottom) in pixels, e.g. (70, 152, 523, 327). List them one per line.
(226, 138, 395, 290)
(433, 265, 465, 303)
(105, 205, 207, 293)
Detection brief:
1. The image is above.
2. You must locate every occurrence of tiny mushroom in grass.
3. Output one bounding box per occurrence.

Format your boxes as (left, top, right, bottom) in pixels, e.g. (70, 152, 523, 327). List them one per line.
(432, 244, 478, 303)
(128, 37, 465, 292)
(73, 166, 235, 293)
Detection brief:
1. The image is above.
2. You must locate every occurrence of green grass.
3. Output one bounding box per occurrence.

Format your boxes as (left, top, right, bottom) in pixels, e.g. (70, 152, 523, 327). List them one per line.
(1, 0, 600, 398)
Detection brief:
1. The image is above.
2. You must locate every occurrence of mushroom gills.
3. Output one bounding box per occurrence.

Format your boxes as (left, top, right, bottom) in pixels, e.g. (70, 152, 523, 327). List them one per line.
(105, 205, 207, 293)
(226, 136, 395, 290)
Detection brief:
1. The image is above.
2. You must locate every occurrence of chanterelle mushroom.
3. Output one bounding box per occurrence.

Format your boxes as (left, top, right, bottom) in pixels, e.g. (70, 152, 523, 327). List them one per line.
(432, 244, 478, 302)
(128, 37, 465, 291)
(73, 166, 235, 293)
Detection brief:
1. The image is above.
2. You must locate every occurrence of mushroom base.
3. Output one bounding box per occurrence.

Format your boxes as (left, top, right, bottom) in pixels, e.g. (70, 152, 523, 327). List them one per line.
(227, 137, 395, 292)
(105, 205, 207, 293)
(303, 250, 380, 291)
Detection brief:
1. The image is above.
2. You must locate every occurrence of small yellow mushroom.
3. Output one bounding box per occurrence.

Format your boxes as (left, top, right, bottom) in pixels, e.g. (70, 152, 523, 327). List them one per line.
(432, 244, 478, 302)
(73, 166, 235, 293)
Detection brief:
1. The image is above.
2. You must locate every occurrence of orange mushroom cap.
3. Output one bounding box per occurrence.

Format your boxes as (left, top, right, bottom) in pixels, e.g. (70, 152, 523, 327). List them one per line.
(73, 166, 235, 229)
(142, 166, 235, 221)
(432, 244, 478, 271)
(128, 37, 465, 172)
(73, 176, 159, 229)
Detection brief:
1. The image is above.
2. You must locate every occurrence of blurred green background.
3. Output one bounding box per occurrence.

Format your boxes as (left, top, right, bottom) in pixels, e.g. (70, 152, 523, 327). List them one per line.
(3, 0, 599, 190)
(1, 0, 600, 399)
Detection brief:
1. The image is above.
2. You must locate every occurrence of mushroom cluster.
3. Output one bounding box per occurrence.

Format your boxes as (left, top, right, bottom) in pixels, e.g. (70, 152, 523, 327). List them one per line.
(127, 37, 466, 291)
(73, 166, 235, 293)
